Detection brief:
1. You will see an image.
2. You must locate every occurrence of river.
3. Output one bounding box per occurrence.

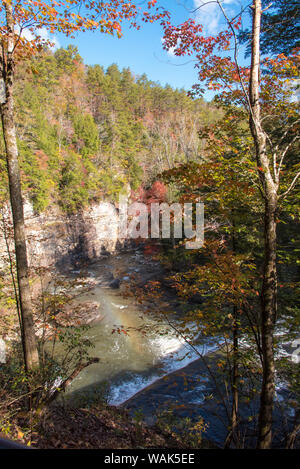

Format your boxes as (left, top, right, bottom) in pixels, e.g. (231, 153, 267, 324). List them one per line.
(53, 248, 295, 447)
(58, 248, 218, 407)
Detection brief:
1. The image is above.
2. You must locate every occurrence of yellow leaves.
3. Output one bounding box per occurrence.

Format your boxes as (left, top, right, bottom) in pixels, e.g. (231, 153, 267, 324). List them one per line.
(17, 429, 32, 446)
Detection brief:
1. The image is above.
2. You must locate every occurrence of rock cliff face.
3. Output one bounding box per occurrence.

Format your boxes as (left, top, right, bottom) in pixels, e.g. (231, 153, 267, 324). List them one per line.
(0, 200, 122, 271)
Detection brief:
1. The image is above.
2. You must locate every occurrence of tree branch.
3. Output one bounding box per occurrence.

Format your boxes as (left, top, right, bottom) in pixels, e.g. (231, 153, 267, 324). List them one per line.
(46, 357, 100, 405)
(279, 172, 300, 200)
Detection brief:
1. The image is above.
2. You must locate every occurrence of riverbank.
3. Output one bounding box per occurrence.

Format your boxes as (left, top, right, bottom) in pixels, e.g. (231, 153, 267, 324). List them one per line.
(1, 400, 215, 449)
(1, 246, 298, 449)
(121, 343, 298, 449)
(31, 403, 189, 449)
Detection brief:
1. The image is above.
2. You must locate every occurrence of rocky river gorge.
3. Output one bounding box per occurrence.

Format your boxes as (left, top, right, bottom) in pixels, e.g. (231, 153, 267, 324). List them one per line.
(0, 200, 296, 448)
(51, 248, 229, 445)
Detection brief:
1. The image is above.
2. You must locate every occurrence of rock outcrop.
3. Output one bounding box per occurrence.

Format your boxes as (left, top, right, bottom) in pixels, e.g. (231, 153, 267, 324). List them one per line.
(0, 200, 123, 271)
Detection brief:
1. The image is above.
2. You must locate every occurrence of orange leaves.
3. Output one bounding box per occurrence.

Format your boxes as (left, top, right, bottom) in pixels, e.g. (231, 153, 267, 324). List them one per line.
(170, 239, 256, 322)
(1, 0, 168, 60)
(160, 3, 298, 120)
(112, 21, 121, 33)
(17, 429, 24, 440)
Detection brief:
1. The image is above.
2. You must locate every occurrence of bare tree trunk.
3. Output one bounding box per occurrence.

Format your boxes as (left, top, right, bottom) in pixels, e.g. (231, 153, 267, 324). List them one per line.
(0, 3, 39, 371)
(224, 313, 239, 449)
(224, 221, 239, 449)
(232, 307, 239, 443)
(249, 0, 277, 449)
(258, 194, 277, 448)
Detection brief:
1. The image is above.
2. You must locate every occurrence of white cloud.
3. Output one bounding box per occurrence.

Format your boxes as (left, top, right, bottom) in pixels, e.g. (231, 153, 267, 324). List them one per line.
(16, 26, 60, 50)
(161, 37, 180, 57)
(166, 45, 177, 57)
(38, 27, 60, 50)
(193, 0, 237, 34)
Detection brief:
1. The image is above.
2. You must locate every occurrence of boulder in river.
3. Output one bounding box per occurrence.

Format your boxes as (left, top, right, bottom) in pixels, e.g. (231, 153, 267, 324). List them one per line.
(109, 278, 121, 289)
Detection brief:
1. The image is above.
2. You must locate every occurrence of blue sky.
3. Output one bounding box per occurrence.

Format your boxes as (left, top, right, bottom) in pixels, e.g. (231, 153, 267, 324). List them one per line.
(58, 19, 199, 91)
(50, 0, 248, 99)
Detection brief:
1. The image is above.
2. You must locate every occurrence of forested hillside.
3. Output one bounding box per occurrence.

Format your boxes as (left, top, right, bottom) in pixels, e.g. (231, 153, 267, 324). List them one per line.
(0, 0, 299, 452)
(0, 45, 217, 213)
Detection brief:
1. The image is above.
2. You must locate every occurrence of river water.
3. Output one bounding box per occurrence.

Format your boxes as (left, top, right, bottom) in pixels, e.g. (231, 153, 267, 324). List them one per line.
(54, 249, 296, 447)
(60, 249, 217, 406)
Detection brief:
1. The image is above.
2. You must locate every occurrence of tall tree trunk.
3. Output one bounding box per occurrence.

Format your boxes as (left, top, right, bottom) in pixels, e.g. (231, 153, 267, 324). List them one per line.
(249, 0, 277, 449)
(257, 193, 277, 449)
(224, 218, 239, 449)
(0, 3, 39, 371)
(224, 307, 239, 448)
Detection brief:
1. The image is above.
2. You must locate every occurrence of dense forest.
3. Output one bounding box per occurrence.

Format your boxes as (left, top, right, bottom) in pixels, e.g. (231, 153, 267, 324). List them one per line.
(1, 45, 217, 213)
(0, 0, 299, 453)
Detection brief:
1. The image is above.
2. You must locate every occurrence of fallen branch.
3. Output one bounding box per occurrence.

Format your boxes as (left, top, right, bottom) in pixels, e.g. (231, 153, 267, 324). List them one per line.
(47, 357, 100, 405)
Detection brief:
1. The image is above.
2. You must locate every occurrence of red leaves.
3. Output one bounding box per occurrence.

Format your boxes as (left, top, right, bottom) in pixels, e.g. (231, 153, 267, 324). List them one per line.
(161, 14, 251, 102)
(131, 180, 167, 205)
(162, 19, 204, 58)
(143, 242, 160, 257)
(112, 327, 128, 335)
(146, 181, 167, 203)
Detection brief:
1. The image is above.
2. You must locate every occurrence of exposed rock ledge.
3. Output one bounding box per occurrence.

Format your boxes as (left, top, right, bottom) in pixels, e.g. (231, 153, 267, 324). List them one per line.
(0, 199, 125, 271)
